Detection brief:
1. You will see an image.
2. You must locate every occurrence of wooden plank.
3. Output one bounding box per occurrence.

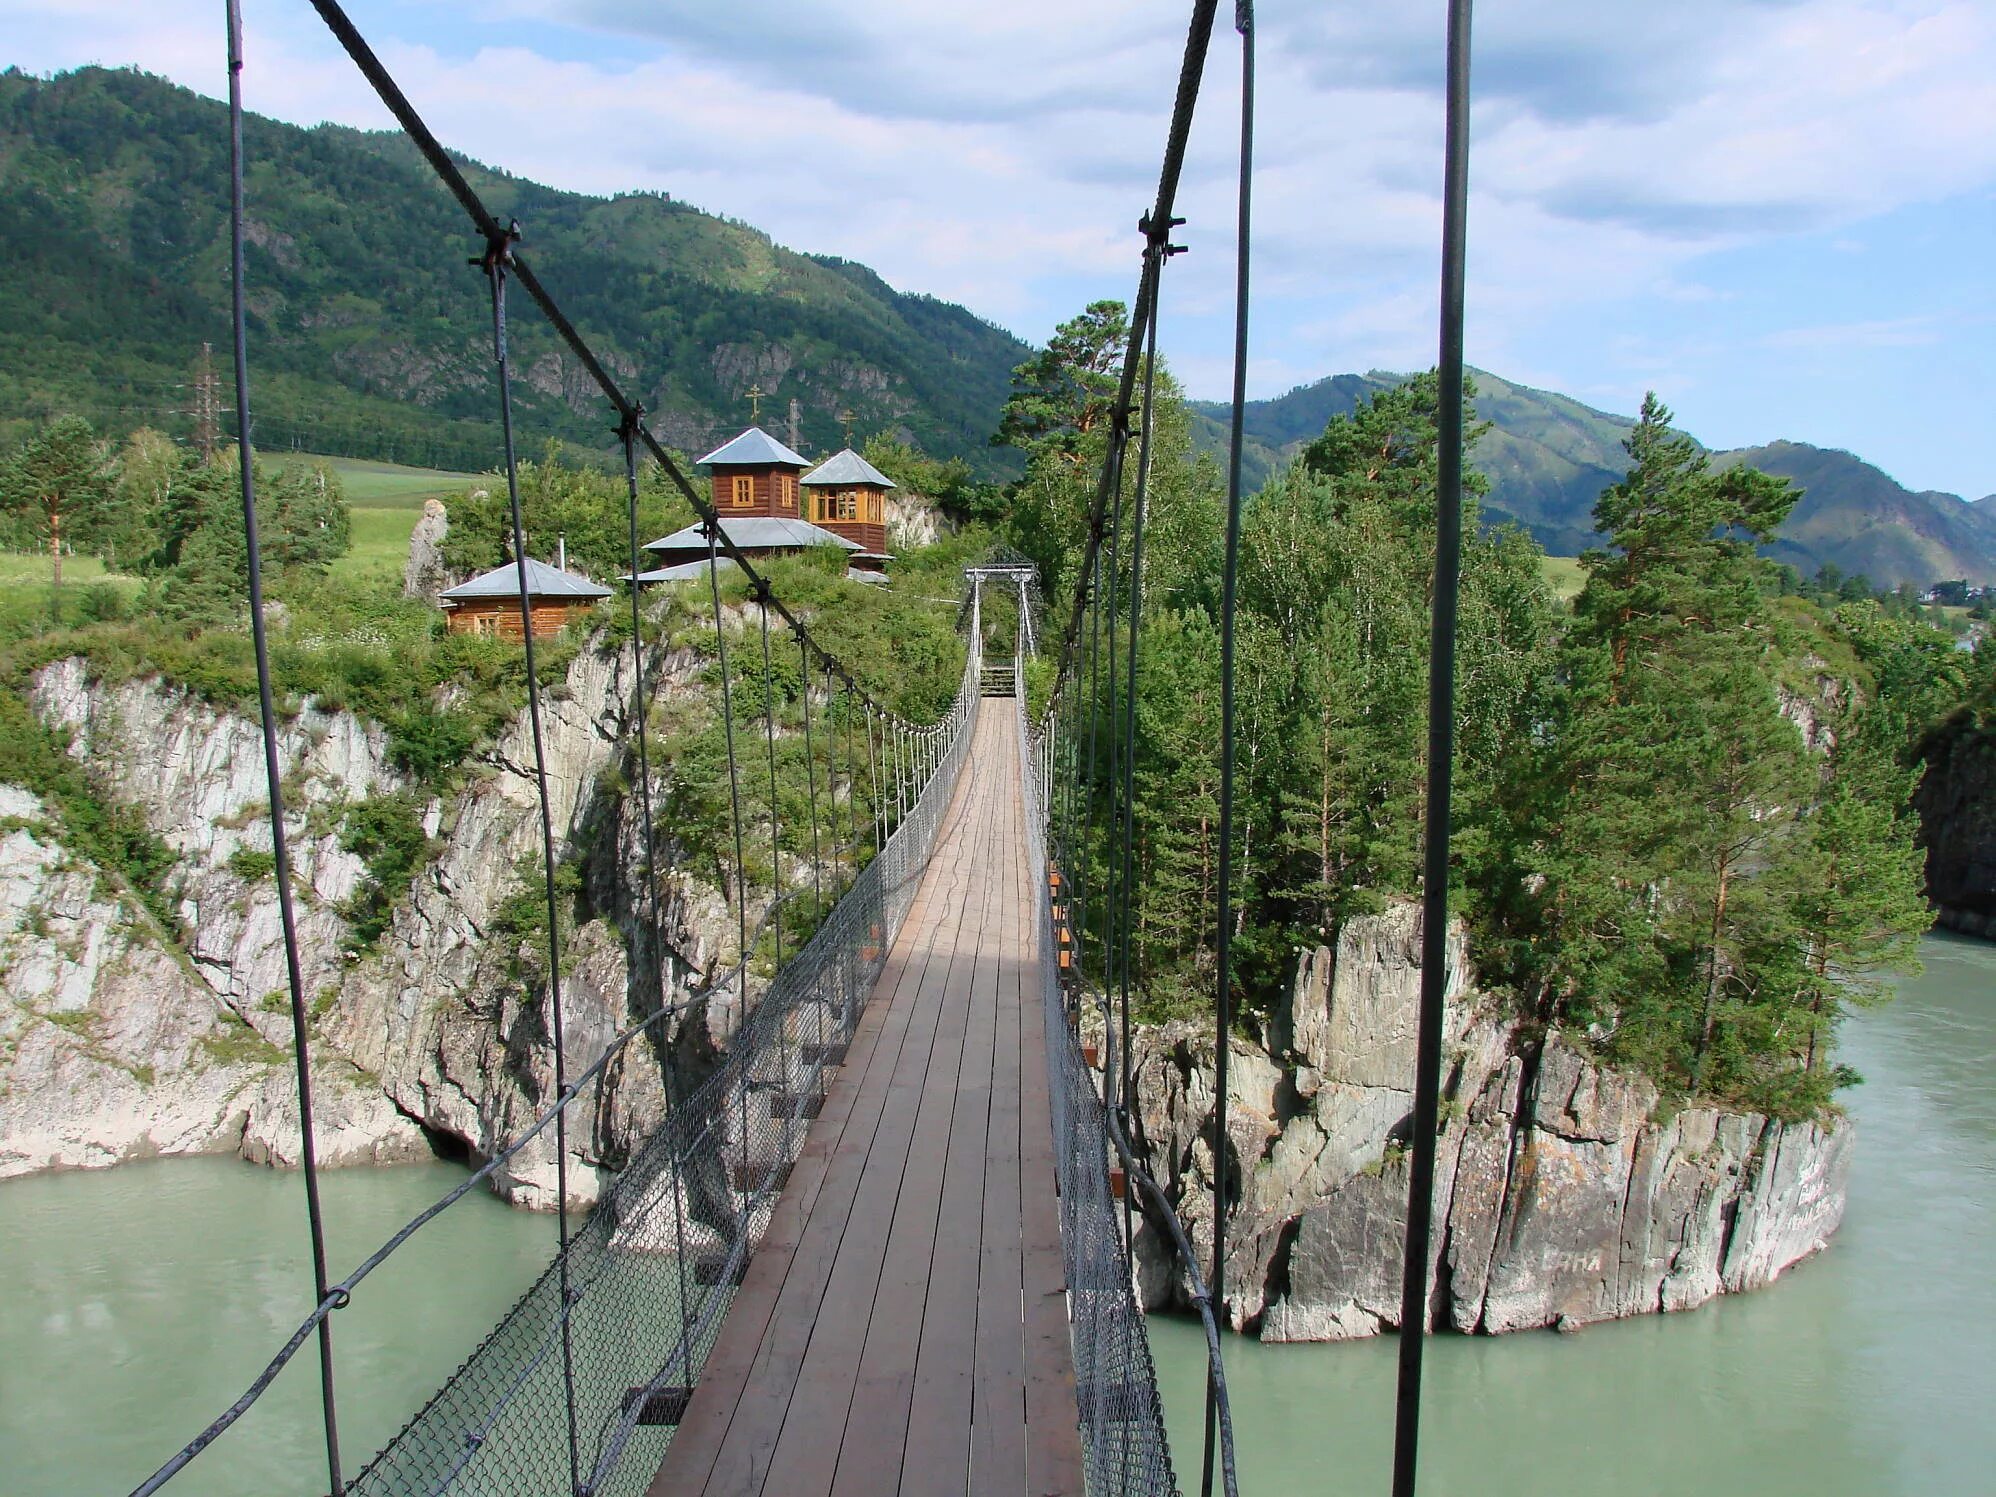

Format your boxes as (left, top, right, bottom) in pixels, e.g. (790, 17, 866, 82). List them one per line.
(900, 710, 1007, 1497)
(646, 703, 1086, 1497)
(970, 720, 1029, 1497)
(1016, 802, 1086, 1496)
(823, 749, 1005, 1497)
(772, 749, 998, 1497)
(646, 757, 980, 1497)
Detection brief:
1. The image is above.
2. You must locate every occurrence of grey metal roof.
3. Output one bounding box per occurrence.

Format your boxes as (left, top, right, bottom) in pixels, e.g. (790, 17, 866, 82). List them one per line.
(697, 426, 810, 468)
(644, 517, 862, 555)
(802, 448, 896, 489)
(624, 558, 738, 585)
(847, 568, 889, 586)
(439, 557, 612, 602)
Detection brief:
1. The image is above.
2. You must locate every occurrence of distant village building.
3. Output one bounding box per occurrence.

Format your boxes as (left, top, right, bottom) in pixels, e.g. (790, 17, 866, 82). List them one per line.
(438, 556, 612, 637)
(801, 447, 895, 561)
(631, 425, 892, 584)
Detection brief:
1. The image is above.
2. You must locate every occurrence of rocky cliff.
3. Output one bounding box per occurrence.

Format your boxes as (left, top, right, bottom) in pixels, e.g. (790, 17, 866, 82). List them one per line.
(1120, 903, 1851, 1340)
(2, 631, 747, 1198)
(1916, 713, 1996, 938)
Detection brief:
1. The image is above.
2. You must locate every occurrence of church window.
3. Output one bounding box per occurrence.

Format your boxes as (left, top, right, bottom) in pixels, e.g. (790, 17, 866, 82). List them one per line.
(731, 475, 754, 508)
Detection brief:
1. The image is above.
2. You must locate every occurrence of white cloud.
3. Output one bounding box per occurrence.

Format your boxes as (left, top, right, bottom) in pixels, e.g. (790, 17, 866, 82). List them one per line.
(2, 0, 1994, 416)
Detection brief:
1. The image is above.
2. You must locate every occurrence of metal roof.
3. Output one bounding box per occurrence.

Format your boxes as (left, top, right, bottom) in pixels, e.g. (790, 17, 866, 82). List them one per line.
(802, 448, 896, 489)
(644, 517, 862, 555)
(439, 557, 613, 602)
(624, 558, 739, 585)
(697, 426, 811, 468)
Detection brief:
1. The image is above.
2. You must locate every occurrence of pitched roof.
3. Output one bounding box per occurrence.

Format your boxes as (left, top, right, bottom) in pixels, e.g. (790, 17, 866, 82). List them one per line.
(802, 448, 896, 489)
(625, 558, 739, 585)
(697, 426, 810, 468)
(644, 516, 862, 556)
(439, 557, 613, 602)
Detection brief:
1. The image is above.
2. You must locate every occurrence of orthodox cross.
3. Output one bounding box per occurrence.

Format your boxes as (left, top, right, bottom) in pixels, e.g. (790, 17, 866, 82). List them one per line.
(840, 407, 856, 446)
(745, 383, 765, 421)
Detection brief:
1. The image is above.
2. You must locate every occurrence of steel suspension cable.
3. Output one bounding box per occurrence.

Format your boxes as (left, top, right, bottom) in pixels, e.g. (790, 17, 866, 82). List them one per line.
(1201, 8, 1254, 1496)
(755, 597, 792, 1173)
(705, 525, 754, 1235)
(616, 414, 698, 1390)
(304, 0, 931, 747)
(223, 10, 342, 1491)
(1047, 0, 1221, 699)
(799, 630, 824, 909)
(1392, 2, 1475, 1492)
(1113, 272, 1164, 1269)
(480, 228, 582, 1497)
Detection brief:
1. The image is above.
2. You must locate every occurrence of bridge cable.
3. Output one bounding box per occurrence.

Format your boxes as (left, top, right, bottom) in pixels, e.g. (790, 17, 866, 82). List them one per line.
(1046, 0, 1221, 702)
(757, 596, 792, 1169)
(799, 628, 825, 910)
(305, 0, 930, 737)
(1392, 1, 1476, 1493)
(222, 8, 344, 1492)
(1114, 266, 1164, 1277)
(706, 525, 756, 1232)
(479, 220, 584, 1497)
(616, 412, 699, 1398)
(1201, 6, 1254, 1493)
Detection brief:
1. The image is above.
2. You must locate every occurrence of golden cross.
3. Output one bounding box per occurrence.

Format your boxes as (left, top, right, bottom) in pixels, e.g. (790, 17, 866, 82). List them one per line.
(745, 384, 765, 421)
(840, 407, 856, 446)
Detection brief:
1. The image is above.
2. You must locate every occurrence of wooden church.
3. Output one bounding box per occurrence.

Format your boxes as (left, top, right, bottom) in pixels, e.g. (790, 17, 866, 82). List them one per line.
(634, 424, 893, 583)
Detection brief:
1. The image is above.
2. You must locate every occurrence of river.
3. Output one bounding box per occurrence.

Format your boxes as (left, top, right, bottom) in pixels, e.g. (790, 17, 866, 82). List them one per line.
(1, 933, 1989, 1495)
(1151, 932, 1996, 1495)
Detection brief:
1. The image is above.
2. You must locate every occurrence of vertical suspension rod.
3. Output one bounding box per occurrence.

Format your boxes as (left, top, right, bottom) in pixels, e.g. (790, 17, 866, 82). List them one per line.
(1392, 2, 1475, 1492)
(224, 8, 342, 1491)
(1202, 6, 1253, 1493)
(482, 232, 581, 1497)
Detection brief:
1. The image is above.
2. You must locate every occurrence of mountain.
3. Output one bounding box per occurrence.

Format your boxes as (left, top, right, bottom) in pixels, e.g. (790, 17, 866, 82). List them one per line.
(1191, 367, 1633, 555)
(1714, 443, 1996, 588)
(1195, 372, 1995, 586)
(0, 66, 1031, 475)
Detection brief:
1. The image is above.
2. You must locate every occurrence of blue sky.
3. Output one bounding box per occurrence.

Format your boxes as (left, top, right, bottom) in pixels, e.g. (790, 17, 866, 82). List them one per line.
(6, 0, 1995, 498)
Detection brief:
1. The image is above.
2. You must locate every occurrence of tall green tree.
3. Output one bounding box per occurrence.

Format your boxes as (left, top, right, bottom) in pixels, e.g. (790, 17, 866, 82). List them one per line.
(3, 414, 110, 589)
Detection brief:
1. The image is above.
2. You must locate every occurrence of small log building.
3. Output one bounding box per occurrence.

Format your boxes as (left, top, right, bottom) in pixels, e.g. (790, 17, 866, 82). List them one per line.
(439, 557, 613, 638)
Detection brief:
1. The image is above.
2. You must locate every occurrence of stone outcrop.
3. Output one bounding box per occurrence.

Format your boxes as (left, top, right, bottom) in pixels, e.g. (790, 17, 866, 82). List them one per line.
(1915, 713, 1996, 938)
(4, 630, 742, 1199)
(403, 498, 451, 604)
(1121, 902, 1852, 1340)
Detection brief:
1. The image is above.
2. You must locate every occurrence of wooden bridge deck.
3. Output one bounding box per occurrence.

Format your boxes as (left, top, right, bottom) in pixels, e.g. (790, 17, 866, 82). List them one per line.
(648, 701, 1085, 1497)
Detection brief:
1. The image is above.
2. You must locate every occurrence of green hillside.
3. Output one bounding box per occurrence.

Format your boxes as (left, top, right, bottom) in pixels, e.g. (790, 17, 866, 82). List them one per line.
(1196, 371, 1994, 586)
(0, 66, 1031, 476)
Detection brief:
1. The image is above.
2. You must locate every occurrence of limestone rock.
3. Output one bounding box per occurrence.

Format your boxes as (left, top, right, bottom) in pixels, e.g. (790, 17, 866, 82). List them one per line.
(404, 498, 450, 604)
(1128, 901, 1852, 1342)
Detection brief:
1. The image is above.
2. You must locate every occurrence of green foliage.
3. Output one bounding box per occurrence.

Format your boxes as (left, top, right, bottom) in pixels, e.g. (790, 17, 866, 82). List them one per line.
(227, 845, 276, 883)
(0, 686, 178, 931)
(338, 792, 433, 948)
(438, 441, 692, 583)
(0, 413, 111, 585)
(0, 66, 1029, 480)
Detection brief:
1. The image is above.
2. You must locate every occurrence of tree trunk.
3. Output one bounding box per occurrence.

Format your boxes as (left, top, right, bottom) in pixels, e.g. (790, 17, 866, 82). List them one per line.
(49, 504, 62, 590)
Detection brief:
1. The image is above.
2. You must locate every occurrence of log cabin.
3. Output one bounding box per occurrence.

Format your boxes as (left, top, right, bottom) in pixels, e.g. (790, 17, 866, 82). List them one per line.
(438, 556, 613, 638)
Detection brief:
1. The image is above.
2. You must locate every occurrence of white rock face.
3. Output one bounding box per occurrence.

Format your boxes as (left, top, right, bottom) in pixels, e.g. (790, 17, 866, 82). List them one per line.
(6, 635, 732, 1201)
(1128, 901, 1852, 1340)
(0, 787, 263, 1177)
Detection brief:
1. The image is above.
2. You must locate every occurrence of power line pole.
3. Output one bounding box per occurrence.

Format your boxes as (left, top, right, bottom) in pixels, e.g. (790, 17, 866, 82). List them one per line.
(192, 342, 221, 462)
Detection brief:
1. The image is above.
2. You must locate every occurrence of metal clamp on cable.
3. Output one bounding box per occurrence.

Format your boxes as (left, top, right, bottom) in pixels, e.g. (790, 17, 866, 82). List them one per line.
(473, 216, 521, 273)
(1137, 210, 1188, 258)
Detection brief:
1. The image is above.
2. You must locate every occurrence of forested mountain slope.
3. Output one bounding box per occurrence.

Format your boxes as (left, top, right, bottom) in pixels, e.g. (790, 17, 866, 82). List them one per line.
(0, 66, 1031, 474)
(1195, 372, 1996, 586)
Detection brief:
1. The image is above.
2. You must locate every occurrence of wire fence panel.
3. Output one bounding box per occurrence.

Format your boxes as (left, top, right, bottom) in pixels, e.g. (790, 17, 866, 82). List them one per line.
(343, 646, 982, 1497)
(1020, 684, 1180, 1497)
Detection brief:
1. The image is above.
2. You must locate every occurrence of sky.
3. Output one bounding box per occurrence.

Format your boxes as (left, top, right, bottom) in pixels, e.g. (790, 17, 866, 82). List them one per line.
(5, 0, 1995, 498)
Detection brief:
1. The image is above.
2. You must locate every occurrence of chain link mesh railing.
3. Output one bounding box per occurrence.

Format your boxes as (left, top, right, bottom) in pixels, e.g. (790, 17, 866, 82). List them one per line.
(1020, 680, 1181, 1497)
(333, 639, 981, 1497)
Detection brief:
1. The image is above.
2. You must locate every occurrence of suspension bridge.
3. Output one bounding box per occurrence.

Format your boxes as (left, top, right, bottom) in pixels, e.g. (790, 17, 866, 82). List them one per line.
(134, 0, 1481, 1491)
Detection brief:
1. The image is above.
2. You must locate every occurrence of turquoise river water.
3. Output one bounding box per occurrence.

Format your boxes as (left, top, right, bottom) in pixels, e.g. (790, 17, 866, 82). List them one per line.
(1, 932, 1989, 1494)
